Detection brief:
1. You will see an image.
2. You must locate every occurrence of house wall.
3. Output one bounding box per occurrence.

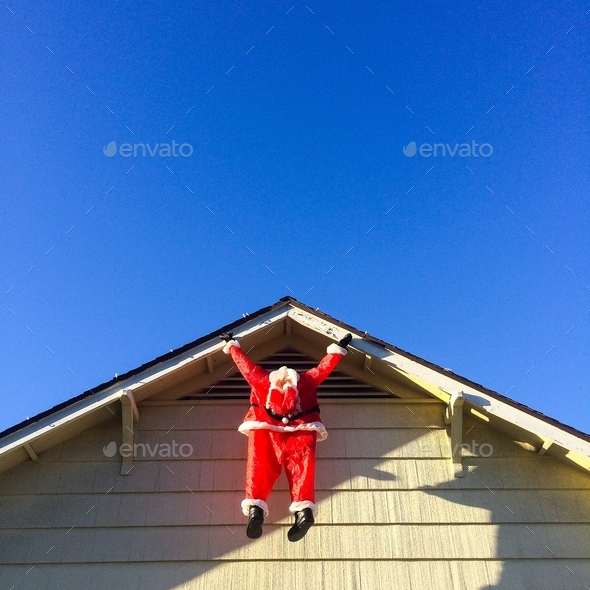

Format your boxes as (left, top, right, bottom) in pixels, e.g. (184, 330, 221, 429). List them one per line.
(0, 399, 589, 590)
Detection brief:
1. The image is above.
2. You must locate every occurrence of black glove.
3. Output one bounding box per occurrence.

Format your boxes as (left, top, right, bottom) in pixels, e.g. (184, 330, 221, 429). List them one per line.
(338, 333, 352, 349)
(219, 331, 234, 342)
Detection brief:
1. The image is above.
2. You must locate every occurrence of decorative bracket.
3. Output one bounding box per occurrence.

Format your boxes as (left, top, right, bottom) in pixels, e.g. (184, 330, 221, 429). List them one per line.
(120, 389, 139, 475)
(537, 438, 553, 456)
(445, 391, 465, 477)
(23, 442, 39, 462)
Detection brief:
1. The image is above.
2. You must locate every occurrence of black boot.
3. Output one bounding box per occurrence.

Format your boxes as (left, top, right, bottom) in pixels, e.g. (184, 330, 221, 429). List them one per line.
(246, 506, 264, 539)
(287, 508, 314, 542)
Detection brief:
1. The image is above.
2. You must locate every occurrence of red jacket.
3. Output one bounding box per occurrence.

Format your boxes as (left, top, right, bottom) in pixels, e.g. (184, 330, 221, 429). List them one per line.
(224, 341, 347, 441)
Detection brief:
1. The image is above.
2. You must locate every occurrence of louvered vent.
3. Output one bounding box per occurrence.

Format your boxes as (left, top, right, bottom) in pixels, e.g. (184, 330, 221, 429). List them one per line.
(180, 349, 397, 400)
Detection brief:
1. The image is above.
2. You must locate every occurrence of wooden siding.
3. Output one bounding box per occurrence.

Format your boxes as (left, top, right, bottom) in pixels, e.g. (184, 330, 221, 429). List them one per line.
(0, 400, 589, 590)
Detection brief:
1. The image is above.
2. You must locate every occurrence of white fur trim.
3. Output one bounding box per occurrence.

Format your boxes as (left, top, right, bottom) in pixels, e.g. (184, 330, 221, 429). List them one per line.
(289, 501, 318, 515)
(222, 339, 240, 354)
(241, 498, 269, 517)
(286, 367, 299, 384)
(327, 343, 347, 356)
(238, 420, 328, 441)
(269, 366, 299, 390)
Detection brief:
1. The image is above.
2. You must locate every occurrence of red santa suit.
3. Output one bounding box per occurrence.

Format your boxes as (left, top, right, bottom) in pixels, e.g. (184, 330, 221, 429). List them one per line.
(223, 339, 347, 517)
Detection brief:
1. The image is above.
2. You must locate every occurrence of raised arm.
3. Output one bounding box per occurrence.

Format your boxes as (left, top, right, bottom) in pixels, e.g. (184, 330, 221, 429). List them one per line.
(220, 333, 268, 388)
(305, 333, 352, 387)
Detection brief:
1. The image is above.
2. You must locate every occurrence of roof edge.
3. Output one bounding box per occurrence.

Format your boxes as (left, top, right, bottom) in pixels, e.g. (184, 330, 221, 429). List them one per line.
(1, 296, 588, 472)
(0, 297, 295, 442)
(286, 299, 590, 445)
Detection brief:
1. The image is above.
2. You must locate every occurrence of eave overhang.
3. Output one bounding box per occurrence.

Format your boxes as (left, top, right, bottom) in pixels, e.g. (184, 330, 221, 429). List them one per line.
(1, 297, 588, 476)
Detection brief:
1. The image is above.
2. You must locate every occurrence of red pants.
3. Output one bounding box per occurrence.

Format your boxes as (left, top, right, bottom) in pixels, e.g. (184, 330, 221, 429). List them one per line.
(244, 429, 317, 513)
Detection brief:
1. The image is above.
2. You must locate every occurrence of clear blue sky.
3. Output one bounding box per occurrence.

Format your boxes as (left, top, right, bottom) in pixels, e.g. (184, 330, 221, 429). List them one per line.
(1, 0, 589, 434)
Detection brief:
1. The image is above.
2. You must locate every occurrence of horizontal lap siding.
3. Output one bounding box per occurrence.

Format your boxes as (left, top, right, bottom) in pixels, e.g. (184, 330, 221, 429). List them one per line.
(1, 561, 589, 590)
(1, 524, 590, 562)
(1, 400, 589, 590)
(34, 428, 452, 463)
(2, 490, 590, 528)
(2, 457, 588, 495)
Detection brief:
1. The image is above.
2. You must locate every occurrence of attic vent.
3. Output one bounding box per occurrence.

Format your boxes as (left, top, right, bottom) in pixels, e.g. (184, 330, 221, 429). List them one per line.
(180, 349, 398, 401)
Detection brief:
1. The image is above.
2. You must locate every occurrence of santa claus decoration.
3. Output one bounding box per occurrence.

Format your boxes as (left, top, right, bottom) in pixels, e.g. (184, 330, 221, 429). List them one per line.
(220, 330, 353, 542)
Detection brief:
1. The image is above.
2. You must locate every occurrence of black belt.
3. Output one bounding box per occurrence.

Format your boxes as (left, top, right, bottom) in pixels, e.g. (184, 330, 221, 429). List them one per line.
(250, 403, 320, 423)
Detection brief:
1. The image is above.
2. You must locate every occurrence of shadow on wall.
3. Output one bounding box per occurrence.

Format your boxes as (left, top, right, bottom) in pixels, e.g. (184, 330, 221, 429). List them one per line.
(420, 418, 590, 590)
